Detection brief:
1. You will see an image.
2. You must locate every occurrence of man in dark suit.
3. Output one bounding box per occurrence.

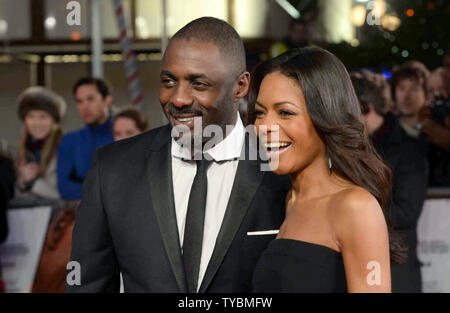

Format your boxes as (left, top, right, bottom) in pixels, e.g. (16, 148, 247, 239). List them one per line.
(371, 112, 427, 293)
(66, 17, 290, 293)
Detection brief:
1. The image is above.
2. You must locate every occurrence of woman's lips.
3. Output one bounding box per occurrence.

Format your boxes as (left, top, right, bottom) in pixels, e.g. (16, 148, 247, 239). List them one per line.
(264, 142, 292, 159)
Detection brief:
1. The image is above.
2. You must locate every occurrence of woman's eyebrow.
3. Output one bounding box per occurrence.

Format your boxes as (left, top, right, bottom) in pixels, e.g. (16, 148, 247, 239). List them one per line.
(256, 101, 299, 108)
(273, 101, 299, 107)
(255, 101, 266, 109)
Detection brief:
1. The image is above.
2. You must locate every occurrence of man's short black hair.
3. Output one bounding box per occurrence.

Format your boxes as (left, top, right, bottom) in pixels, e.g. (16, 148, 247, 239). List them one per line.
(171, 17, 246, 77)
(289, 19, 307, 30)
(390, 67, 427, 102)
(72, 77, 112, 99)
(351, 74, 389, 116)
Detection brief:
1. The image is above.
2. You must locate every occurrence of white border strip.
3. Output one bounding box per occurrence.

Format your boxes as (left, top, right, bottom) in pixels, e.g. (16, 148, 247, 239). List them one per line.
(247, 230, 279, 236)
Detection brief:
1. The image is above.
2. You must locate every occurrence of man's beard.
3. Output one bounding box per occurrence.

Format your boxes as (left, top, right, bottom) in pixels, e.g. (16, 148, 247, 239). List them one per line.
(168, 90, 235, 152)
(86, 110, 109, 126)
(172, 116, 204, 150)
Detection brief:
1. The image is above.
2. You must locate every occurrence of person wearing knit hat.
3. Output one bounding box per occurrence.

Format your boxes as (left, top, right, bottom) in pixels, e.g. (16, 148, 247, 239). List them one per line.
(18, 86, 66, 123)
(16, 86, 66, 200)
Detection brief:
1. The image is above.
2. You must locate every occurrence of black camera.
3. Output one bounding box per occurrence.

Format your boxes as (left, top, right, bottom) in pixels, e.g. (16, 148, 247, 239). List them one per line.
(429, 97, 450, 124)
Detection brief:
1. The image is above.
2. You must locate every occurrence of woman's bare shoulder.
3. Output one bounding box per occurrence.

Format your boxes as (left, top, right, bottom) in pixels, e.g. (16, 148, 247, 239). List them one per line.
(330, 186, 387, 243)
(332, 186, 381, 214)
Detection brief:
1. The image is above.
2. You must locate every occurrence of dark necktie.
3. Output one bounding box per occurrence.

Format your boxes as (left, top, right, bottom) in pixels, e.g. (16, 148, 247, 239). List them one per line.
(183, 156, 212, 293)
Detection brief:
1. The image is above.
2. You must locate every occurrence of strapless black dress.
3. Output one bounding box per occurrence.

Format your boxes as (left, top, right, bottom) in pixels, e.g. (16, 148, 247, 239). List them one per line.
(252, 238, 347, 292)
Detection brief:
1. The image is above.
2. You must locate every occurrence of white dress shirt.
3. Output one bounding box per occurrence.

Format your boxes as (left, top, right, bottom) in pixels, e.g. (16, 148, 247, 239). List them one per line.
(171, 112, 245, 290)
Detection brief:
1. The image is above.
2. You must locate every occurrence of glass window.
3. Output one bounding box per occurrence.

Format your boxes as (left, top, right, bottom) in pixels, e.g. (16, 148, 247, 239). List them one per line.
(135, 0, 228, 39)
(44, 0, 132, 40)
(0, 0, 31, 40)
(233, 0, 268, 38)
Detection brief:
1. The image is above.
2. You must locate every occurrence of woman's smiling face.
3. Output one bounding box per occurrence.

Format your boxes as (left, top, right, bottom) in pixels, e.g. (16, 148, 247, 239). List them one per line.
(24, 110, 55, 140)
(254, 71, 326, 175)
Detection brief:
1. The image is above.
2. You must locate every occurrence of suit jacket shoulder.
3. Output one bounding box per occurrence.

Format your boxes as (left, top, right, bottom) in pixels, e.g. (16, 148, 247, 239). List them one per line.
(96, 124, 171, 166)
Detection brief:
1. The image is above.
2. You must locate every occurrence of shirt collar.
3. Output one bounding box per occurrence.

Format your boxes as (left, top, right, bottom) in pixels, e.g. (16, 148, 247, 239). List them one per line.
(399, 119, 421, 138)
(171, 112, 245, 162)
(87, 115, 112, 132)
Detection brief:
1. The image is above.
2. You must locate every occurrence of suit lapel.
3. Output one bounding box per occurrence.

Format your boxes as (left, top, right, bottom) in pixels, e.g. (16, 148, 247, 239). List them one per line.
(199, 133, 265, 293)
(146, 125, 187, 293)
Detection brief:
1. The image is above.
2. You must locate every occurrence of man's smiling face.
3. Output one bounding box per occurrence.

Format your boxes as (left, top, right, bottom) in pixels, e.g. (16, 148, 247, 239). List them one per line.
(159, 39, 237, 147)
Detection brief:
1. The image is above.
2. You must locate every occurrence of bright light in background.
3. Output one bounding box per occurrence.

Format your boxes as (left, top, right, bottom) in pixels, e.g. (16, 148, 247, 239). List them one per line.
(351, 5, 367, 26)
(352, 0, 387, 26)
(382, 70, 392, 79)
(275, 0, 301, 19)
(381, 15, 401, 31)
(234, 0, 268, 38)
(406, 9, 415, 17)
(167, 0, 227, 36)
(45, 16, 56, 29)
(350, 38, 360, 47)
(135, 16, 149, 39)
(321, 0, 354, 44)
(70, 31, 81, 41)
(0, 19, 8, 35)
(372, 0, 386, 18)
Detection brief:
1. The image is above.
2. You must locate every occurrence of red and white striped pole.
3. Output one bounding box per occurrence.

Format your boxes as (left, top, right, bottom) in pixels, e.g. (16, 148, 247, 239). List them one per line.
(113, 0, 144, 110)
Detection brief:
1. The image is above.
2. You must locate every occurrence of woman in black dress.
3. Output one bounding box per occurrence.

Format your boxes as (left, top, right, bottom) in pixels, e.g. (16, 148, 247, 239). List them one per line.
(248, 48, 406, 292)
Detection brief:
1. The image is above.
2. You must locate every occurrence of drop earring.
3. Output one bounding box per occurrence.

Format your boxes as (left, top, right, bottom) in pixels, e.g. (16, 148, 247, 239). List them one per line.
(328, 157, 332, 174)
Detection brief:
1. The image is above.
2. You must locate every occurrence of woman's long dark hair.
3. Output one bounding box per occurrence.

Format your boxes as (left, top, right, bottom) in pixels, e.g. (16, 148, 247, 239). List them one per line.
(248, 47, 406, 264)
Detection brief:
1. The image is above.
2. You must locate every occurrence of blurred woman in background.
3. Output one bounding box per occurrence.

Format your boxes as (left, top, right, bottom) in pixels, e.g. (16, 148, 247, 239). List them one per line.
(16, 87, 65, 200)
(113, 107, 148, 141)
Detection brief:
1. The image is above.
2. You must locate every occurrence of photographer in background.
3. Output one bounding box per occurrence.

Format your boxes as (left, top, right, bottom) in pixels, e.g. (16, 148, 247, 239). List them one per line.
(352, 71, 428, 292)
(269, 19, 311, 58)
(391, 65, 450, 187)
(420, 65, 450, 186)
(391, 67, 429, 147)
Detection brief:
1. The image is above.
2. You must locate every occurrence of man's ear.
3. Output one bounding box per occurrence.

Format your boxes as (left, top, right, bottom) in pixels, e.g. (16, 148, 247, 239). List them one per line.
(234, 71, 250, 101)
